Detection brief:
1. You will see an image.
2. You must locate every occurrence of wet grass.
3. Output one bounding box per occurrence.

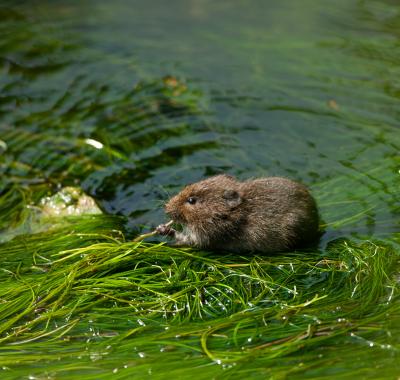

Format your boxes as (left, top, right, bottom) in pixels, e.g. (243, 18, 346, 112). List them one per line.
(0, 181, 399, 379)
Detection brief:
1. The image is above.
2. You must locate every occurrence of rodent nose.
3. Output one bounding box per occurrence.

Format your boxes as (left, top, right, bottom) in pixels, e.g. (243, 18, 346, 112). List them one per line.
(165, 200, 172, 214)
(164, 200, 175, 217)
(165, 198, 183, 222)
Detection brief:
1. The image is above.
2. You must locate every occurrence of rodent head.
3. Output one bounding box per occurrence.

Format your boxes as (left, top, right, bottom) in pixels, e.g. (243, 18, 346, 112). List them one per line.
(165, 174, 244, 235)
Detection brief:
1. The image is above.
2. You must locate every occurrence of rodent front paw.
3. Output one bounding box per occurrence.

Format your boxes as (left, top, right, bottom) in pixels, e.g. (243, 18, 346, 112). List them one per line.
(156, 223, 175, 236)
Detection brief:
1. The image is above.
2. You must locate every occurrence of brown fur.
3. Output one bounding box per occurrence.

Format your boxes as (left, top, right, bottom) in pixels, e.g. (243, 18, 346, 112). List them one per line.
(158, 174, 319, 253)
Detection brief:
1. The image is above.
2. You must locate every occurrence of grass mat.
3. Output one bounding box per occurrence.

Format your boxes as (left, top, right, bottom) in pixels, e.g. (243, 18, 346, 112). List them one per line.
(0, 211, 398, 379)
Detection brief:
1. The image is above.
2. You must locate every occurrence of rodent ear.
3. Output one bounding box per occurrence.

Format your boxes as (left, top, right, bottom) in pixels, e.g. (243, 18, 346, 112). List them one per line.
(222, 189, 242, 208)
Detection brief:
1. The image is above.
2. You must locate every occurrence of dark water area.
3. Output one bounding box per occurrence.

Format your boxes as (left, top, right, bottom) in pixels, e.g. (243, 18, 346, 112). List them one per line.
(1, 0, 399, 244)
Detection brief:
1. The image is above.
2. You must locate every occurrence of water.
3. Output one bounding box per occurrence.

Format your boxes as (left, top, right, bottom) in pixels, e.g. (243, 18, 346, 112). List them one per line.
(1, 0, 399, 236)
(0, 1, 399, 238)
(0, 0, 399, 378)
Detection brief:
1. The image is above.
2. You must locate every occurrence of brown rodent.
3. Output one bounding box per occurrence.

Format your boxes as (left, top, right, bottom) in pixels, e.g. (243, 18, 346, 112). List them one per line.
(156, 174, 320, 253)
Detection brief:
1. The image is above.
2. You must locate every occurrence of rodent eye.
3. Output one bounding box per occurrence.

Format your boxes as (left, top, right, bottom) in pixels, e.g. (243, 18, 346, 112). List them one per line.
(187, 197, 197, 205)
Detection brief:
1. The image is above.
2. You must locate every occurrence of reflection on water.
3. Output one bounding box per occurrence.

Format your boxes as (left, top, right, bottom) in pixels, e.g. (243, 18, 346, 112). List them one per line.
(0, 0, 399, 241)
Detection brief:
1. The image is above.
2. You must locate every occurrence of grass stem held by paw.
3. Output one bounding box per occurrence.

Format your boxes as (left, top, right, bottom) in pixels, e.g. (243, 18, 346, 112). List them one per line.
(133, 220, 174, 242)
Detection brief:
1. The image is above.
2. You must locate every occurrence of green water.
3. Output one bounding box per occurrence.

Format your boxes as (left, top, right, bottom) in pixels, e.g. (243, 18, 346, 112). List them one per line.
(0, 0, 399, 379)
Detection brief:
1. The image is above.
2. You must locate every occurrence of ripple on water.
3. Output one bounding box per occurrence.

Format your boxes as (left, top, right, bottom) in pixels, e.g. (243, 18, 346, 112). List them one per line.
(0, 1, 399, 239)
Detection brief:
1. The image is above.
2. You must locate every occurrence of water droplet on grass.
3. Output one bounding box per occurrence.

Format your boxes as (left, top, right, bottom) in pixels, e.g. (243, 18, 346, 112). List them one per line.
(90, 352, 103, 361)
(85, 138, 104, 149)
(0, 140, 7, 152)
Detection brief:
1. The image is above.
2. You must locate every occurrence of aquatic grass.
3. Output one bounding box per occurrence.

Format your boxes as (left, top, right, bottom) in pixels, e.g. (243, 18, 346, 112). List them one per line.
(315, 156, 400, 232)
(0, 163, 398, 378)
(0, 206, 398, 378)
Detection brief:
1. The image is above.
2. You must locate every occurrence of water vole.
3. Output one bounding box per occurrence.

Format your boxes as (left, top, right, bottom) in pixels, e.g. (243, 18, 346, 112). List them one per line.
(157, 174, 319, 253)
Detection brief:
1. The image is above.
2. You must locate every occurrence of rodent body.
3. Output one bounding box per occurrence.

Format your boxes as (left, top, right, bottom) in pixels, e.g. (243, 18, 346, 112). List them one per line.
(158, 174, 319, 253)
